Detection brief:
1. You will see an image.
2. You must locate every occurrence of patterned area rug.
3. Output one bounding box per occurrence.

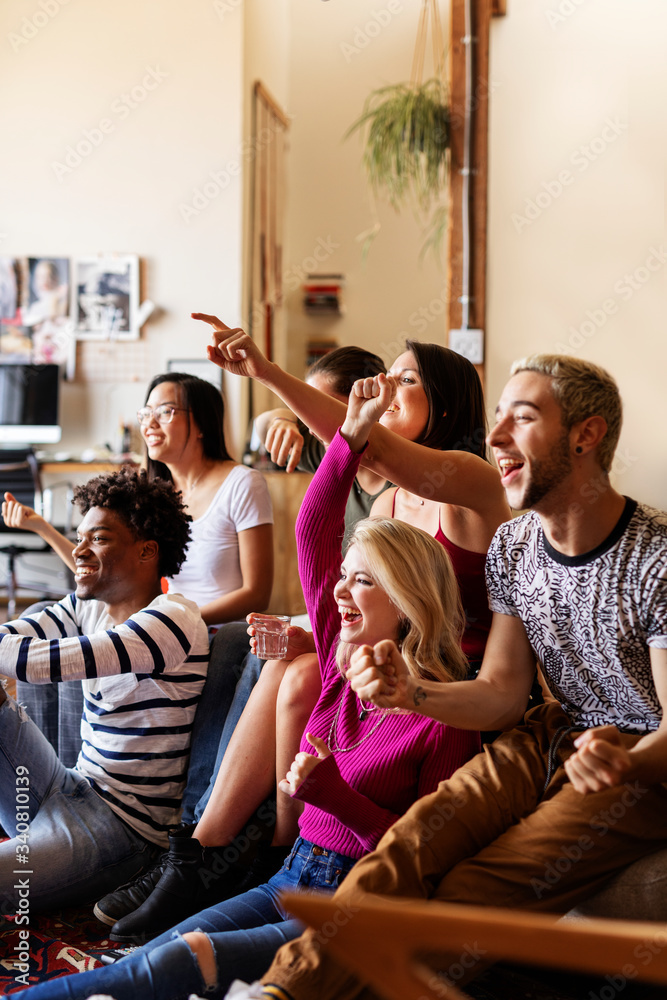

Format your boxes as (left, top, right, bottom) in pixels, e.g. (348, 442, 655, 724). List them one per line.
(0, 907, 110, 994)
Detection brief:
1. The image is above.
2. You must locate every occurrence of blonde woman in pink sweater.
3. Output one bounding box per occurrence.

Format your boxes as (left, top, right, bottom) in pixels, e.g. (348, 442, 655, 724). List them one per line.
(22, 376, 479, 1000)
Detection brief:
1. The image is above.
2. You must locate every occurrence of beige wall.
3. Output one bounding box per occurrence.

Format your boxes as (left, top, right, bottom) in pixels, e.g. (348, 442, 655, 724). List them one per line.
(487, 0, 667, 508)
(283, 0, 451, 377)
(2, 0, 666, 509)
(1, 0, 246, 452)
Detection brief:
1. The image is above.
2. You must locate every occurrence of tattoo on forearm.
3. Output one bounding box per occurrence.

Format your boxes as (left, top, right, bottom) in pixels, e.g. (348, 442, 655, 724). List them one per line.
(413, 686, 427, 707)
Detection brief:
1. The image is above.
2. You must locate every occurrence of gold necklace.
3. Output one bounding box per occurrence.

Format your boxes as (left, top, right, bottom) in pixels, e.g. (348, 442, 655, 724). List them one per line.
(327, 682, 389, 753)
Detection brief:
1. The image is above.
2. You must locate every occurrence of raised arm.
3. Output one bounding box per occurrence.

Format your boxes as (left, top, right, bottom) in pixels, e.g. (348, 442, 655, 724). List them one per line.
(195, 314, 504, 516)
(2, 491, 76, 573)
(340, 373, 397, 452)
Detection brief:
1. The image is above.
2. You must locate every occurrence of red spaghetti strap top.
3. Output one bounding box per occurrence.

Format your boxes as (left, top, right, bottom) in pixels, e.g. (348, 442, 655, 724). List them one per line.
(391, 489, 491, 662)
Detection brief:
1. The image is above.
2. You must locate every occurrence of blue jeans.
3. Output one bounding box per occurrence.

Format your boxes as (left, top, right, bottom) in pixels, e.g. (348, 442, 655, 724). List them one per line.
(181, 622, 263, 824)
(15, 602, 84, 769)
(0, 696, 159, 917)
(18, 838, 357, 1000)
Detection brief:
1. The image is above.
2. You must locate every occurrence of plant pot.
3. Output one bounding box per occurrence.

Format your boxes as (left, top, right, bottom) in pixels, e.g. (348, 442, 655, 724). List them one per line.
(346, 79, 451, 256)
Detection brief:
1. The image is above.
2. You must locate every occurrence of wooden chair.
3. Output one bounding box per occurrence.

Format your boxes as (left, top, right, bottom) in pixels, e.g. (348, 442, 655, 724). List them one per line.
(282, 891, 667, 1000)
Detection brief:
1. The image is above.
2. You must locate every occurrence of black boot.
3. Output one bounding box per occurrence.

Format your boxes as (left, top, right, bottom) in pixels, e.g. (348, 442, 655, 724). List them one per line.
(94, 852, 168, 926)
(109, 833, 247, 944)
(94, 825, 195, 927)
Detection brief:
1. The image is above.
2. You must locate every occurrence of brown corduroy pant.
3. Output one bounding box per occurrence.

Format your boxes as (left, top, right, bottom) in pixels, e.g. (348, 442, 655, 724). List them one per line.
(262, 701, 667, 1000)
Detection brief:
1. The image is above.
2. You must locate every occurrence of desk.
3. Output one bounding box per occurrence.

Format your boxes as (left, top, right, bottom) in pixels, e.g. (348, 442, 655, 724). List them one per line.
(39, 461, 134, 474)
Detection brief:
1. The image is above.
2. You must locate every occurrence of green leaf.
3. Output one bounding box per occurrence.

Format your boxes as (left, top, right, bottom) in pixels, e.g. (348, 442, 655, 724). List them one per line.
(346, 79, 451, 258)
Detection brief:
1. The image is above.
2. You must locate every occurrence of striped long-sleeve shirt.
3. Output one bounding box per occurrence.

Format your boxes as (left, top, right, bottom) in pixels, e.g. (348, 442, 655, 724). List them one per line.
(0, 592, 209, 846)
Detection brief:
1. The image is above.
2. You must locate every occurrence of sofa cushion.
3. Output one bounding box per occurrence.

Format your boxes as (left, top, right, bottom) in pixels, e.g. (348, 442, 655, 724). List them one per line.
(566, 848, 667, 921)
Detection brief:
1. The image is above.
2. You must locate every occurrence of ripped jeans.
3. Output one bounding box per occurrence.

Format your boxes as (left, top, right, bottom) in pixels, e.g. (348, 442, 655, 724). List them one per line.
(0, 695, 158, 917)
(16, 837, 357, 1000)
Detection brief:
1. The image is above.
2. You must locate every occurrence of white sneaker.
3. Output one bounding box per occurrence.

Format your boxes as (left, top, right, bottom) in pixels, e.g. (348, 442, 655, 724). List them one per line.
(222, 981, 266, 999)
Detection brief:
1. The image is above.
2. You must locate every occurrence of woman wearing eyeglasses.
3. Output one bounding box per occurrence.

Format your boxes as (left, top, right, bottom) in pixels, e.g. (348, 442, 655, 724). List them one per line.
(138, 372, 273, 628)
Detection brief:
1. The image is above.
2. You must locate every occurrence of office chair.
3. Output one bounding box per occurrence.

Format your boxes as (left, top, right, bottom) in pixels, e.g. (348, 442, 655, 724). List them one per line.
(0, 448, 71, 620)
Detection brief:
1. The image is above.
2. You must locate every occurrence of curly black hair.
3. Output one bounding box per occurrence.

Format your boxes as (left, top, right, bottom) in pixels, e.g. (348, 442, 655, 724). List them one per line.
(72, 467, 191, 579)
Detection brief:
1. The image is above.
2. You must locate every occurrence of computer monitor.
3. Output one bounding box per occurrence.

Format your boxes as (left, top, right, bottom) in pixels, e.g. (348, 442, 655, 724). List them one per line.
(0, 363, 61, 445)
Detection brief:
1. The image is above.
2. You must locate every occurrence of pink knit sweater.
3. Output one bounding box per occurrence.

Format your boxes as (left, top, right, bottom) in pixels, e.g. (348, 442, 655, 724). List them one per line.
(292, 430, 480, 859)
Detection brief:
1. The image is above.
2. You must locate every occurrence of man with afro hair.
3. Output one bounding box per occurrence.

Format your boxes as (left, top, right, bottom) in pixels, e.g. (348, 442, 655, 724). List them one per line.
(0, 467, 209, 917)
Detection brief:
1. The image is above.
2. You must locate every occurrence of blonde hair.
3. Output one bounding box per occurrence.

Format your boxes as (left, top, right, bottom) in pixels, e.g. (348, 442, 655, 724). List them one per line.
(510, 354, 622, 473)
(335, 516, 468, 684)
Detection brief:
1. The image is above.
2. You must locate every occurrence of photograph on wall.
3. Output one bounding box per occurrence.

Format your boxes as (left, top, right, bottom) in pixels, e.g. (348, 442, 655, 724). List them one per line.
(23, 257, 69, 326)
(0, 257, 20, 322)
(72, 254, 139, 340)
(21, 256, 74, 366)
(0, 256, 31, 360)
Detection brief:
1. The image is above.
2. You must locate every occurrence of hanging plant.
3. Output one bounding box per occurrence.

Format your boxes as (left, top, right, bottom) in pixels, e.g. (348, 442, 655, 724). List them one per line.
(345, 0, 451, 260)
(346, 79, 450, 215)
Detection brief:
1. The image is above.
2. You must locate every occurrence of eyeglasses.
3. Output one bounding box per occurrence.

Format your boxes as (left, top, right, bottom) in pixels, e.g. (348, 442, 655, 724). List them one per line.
(136, 405, 189, 426)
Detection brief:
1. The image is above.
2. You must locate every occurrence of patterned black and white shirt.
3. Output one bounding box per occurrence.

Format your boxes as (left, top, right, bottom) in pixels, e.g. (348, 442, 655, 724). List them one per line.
(486, 499, 667, 734)
(0, 592, 209, 845)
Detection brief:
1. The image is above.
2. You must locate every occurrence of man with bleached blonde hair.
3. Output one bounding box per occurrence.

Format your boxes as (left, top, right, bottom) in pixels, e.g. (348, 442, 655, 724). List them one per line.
(246, 354, 667, 1000)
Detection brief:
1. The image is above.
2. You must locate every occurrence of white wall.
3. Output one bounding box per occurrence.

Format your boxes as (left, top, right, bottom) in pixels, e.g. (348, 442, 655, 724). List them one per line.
(283, 0, 452, 376)
(2, 0, 665, 510)
(1, 0, 245, 454)
(487, 0, 667, 508)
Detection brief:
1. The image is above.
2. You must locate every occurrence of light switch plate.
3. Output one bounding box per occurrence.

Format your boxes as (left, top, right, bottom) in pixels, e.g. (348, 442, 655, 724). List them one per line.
(449, 328, 484, 364)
